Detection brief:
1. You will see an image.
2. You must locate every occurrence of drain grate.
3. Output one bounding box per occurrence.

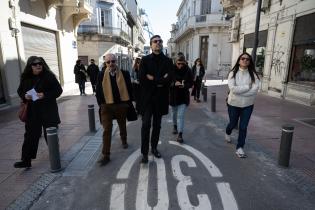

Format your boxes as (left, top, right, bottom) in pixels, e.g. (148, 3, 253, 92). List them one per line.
(6, 173, 59, 210)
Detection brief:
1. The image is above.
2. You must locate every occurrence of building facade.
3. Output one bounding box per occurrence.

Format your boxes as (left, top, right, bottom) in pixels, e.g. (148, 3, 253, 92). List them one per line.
(0, 0, 92, 107)
(169, 0, 232, 78)
(222, 0, 315, 105)
(77, 0, 146, 71)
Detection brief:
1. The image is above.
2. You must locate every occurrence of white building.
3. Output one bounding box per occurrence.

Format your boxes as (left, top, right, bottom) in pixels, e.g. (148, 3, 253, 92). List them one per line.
(0, 0, 93, 107)
(221, 0, 315, 105)
(77, 0, 146, 71)
(169, 0, 232, 78)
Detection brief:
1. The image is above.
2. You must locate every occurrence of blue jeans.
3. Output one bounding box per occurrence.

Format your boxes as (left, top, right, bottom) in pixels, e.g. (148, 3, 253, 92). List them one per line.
(226, 104, 254, 149)
(172, 104, 187, 133)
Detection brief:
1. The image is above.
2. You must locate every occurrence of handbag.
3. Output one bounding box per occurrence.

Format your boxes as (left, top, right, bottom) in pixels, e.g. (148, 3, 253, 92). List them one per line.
(18, 101, 28, 122)
(127, 101, 138, 121)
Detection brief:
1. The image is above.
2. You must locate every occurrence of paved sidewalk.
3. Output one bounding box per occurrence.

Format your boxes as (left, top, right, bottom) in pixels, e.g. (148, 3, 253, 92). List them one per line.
(0, 80, 315, 209)
(0, 84, 99, 209)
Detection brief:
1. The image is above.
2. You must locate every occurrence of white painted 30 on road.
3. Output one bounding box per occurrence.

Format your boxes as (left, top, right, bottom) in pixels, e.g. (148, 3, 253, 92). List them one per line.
(110, 141, 238, 210)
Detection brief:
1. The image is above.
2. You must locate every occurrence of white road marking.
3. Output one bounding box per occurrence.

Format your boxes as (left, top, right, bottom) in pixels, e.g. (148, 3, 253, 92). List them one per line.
(136, 158, 169, 210)
(169, 141, 223, 177)
(110, 184, 125, 210)
(117, 149, 141, 179)
(172, 155, 212, 210)
(217, 182, 238, 210)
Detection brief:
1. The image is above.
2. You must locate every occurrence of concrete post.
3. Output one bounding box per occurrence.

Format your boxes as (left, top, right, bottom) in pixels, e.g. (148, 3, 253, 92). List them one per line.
(46, 127, 62, 172)
(88, 104, 96, 132)
(278, 125, 294, 167)
(211, 93, 216, 112)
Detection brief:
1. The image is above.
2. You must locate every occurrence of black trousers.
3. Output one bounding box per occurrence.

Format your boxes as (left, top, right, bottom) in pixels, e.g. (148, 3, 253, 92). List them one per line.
(141, 104, 162, 156)
(21, 115, 57, 161)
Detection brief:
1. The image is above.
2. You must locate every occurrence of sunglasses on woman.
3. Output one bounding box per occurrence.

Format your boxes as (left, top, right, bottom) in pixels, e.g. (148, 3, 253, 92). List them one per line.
(31, 62, 43, 66)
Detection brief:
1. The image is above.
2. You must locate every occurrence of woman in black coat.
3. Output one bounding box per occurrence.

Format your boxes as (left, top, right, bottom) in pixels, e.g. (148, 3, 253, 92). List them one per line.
(74, 59, 87, 95)
(14, 56, 62, 168)
(191, 58, 205, 102)
(170, 55, 193, 142)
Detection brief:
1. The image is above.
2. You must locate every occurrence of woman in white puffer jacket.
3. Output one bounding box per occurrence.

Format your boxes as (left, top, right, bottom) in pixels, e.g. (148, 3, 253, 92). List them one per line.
(225, 52, 260, 158)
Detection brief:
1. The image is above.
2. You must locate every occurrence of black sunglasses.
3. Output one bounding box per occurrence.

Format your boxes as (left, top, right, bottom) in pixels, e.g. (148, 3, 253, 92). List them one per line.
(106, 60, 116, 64)
(31, 62, 43, 66)
(240, 57, 250, 61)
(176, 62, 185, 66)
(152, 39, 163, 44)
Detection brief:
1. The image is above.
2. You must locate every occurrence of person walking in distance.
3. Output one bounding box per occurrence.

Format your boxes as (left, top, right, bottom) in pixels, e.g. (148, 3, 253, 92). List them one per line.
(87, 59, 99, 95)
(170, 55, 193, 143)
(74, 59, 87, 95)
(225, 52, 260, 158)
(138, 35, 173, 163)
(14, 56, 62, 168)
(95, 53, 133, 166)
(131, 57, 141, 112)
(191, 58, 205, 102)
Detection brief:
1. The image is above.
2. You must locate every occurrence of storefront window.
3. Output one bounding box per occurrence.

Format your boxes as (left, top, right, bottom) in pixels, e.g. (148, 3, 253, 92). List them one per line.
(289, 45, 315, 84)
(245, 47, 265, 74)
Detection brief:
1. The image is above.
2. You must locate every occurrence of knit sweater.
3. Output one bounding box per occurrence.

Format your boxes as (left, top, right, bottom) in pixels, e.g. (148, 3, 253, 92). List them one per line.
(227, 68, 260, 108)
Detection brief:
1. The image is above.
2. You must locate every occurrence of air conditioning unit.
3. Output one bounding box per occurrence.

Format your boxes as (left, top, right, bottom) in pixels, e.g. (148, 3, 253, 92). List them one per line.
(228, 29, 239, 42)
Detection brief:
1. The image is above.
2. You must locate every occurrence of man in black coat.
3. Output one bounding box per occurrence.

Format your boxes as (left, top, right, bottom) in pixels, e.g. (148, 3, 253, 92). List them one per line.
(87, 59, 99, 94)
(138, 35, 174, 163)
(95, 53, 133, 166)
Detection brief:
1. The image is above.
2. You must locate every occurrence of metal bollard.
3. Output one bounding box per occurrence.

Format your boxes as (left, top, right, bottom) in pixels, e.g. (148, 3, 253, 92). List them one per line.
(211, 92, 216, 112)
(46, 127, 62, 172)
(88, 104, 96, 132)
(202, 86, 207, 102)
(278, 125, 294, 167)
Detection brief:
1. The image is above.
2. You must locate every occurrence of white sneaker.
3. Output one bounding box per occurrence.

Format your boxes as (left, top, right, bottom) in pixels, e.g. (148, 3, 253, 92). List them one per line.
(225, 134, 231, 143)
(235, 148, 247, 158)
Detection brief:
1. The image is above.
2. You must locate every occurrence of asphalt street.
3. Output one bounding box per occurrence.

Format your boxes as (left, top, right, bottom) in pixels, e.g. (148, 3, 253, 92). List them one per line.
(28, 101, 315, 210)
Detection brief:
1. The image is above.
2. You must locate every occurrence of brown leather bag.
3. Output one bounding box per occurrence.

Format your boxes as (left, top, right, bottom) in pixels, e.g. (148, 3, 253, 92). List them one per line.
(18, 101, 28, 122)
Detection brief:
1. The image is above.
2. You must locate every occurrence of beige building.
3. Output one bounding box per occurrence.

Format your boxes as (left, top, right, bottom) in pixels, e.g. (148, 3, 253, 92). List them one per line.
(0, 0, 92, 107)
(169, 0, 232, 77)
(222, 0, 315, 105)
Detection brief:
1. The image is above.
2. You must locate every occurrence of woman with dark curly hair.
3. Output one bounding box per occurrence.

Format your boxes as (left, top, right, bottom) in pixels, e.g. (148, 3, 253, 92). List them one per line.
(225, 52, 260, 158)
(191, 58, 205, 102)
(14, 56, 62, 168)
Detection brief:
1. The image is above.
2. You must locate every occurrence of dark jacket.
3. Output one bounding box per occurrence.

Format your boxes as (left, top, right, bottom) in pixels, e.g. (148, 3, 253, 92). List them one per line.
(74, 64, 87, 83)
(192, 65, 205, 81)
(138, 53, 174, 116)
(87, 63, 99, 84)
(95, 69, 133, 105)
(170, 65, 193, 106)
(17, 72, 62, 127)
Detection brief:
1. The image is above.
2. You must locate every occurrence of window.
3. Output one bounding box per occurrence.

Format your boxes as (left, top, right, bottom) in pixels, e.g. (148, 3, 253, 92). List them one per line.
(201, 0, 211, 15)
(289, 45, 315, 83)
(100, 9, 111, 27)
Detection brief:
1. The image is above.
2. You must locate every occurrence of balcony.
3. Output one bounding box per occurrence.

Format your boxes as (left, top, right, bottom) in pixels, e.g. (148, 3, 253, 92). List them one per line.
(60, 0, 93, 28)
(220, 0, 243, 12)
(173, 14, 229, 42)
(77, 25, 131, 45)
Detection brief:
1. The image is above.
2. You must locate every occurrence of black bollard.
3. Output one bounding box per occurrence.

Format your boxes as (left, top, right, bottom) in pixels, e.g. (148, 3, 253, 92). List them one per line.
(211, 92, 216, 112)
(202, 85, 207, 102)
(46, 127, 62, 172)
(278, 125, 294, 167)
(88, 104, 96, 132)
